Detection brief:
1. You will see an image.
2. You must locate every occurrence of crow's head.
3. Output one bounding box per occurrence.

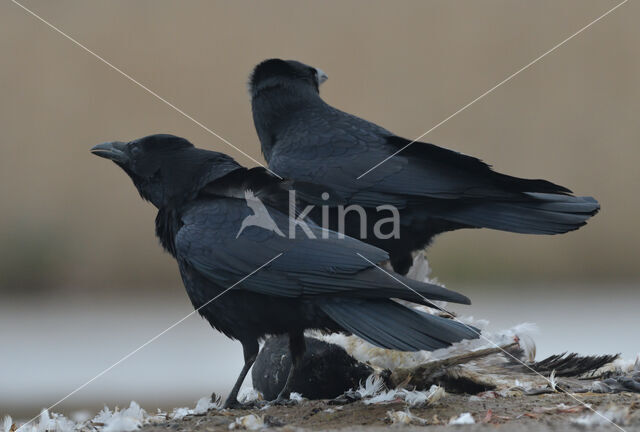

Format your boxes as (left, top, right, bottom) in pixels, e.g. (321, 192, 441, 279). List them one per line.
(91, 134, 241, 208)
(249, 59, 328, 98)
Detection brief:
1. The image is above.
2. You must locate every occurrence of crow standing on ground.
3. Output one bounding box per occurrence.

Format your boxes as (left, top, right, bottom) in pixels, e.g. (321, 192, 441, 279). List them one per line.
(249, 59, 600, 274)
(91, 134, 478, 407)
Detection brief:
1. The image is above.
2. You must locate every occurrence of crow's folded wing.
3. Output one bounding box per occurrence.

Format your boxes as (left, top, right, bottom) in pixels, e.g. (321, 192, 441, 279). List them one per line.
(175, 198, 470, 304)
(270, 105, 572, 205)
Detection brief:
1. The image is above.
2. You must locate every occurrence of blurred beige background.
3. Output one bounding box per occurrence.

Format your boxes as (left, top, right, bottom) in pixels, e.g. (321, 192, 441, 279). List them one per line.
(1, 0, 638, 295)
(1, 0, 639, 419)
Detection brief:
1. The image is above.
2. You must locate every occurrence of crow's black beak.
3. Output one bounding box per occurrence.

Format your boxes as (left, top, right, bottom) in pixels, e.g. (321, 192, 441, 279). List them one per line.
(91, 141, 129, 163)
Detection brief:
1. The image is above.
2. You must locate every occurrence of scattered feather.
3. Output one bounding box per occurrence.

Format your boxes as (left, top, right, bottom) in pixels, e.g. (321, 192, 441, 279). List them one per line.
(23, 409, 77, 432)
(513, 378, 532, 391)
(194, 395, 222, 415)
(3, 417, 14, 432)
(93, 406, 114, 424)
(424, 385, 445, 405)
(170, 395, 222, 419)
(70, 411, 91, 424)
(289, 392, 304, 403)
(386, 408, 428, 426)
(401, 385, 445, 407)
(362, 385, 445, 406)
(572, 406, 629, 427)
(516, 333, 537, 363)
(228, 414, 264, 430)
(170, 407, 190, 421)
(238, 387, 263, 404)
(405, 253, 435, 284)
(356, 374, 385, 397)
(449, 412, 475, 425)
(363, 389, 400, 405)
(102, 401, 146, 432)
(549, 370, 558, 391)
(401, 390, 429, 407)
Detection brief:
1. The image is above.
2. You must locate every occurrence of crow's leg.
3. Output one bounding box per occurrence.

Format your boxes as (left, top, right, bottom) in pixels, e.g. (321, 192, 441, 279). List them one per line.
(273, 331, 306, 404)
(223, 340, 259, 409)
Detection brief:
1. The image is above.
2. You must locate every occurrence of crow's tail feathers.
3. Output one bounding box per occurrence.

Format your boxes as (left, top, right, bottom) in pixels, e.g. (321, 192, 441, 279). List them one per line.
(319, 299, 479, 351)
(441, 193, 600, 235)
(352, 269, 472, 306)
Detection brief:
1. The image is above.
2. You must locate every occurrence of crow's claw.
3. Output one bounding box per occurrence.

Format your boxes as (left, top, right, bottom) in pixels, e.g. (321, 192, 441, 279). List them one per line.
(223, 399, 267, 410)
(271, 396, 296, 406)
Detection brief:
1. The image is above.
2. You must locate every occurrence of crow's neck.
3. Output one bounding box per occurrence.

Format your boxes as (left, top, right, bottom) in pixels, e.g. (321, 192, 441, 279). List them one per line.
(155, 206, 183, 257)
(152, 159, 244, 256)
(252, 85, 324, 162)
(152, 171, 223, 257)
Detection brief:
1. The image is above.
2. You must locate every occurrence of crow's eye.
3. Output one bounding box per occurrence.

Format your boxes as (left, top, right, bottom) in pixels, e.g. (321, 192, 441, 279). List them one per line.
(130, 145, 141, 157)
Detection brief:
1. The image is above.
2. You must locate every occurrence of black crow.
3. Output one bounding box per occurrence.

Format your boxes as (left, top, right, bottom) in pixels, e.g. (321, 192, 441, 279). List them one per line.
(249, 59, 600, 274)
(91, 134, 478, 407)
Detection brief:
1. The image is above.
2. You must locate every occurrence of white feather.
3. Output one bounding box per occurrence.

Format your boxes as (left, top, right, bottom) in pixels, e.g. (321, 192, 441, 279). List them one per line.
(3, 416, 13, 432)
(549, 370, 558, 391)
(102, 401, 146, 432)
(449, 412, 475, 424)
(386, 408, 428, 425)
(356, 374, 385, 397)
(572, 406, 629, 426)
(238, 387, 263, 403)
(228, 414, 264, 430)
(289, 392, 304, 403)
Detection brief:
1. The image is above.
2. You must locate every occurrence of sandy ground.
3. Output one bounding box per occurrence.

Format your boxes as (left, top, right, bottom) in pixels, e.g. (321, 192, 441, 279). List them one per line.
(141, 392, 640, 432)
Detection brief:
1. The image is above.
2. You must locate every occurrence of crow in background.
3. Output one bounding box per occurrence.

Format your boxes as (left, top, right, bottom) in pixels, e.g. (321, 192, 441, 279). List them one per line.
(250, 59, 600, 274)
(91, 134, 478, 407)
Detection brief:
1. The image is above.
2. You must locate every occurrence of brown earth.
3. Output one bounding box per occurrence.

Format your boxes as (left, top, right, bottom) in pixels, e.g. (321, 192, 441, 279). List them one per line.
(141, 392, 640, 432)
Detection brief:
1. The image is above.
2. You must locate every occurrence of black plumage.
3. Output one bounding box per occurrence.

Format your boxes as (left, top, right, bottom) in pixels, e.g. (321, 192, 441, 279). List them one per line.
(250, 59, 600, 274)
(91, 134, 477, 407)
(252, 335, 374, 400)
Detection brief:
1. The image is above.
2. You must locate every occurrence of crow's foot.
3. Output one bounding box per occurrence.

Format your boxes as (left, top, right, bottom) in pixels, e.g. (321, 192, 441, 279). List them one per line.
(223, 398, 268, 410)
(270, 396, 296, 406)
